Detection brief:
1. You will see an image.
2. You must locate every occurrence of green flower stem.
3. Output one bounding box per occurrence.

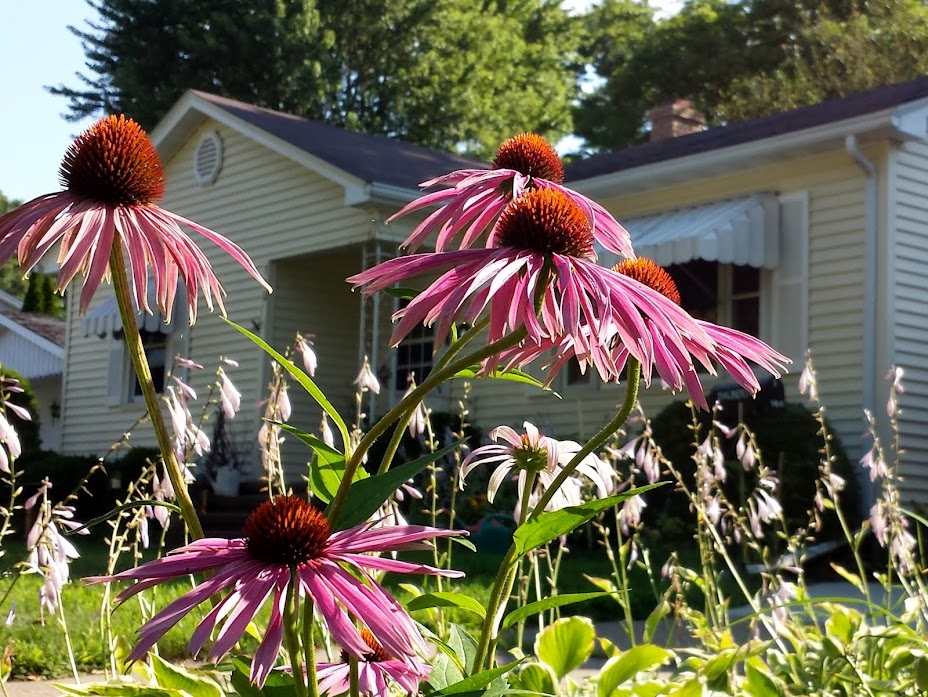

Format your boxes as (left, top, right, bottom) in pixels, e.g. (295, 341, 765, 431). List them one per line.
(349, 656, 360, 697)
(376, 317, 491, 477)
(284, 570, 309, 697)
(528, 359, 640, 523)
(472, 359, 642, 673)
(328, 327, 527, 523)
(302, 597, 319, 697)
(108, 241, 205, 540)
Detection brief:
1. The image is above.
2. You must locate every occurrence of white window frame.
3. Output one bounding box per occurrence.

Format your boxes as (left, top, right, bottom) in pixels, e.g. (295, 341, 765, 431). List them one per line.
(107, 331, 173, 407)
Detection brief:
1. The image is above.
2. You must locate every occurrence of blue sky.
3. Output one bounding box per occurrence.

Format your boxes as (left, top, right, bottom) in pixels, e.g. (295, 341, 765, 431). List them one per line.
(0, 0, 680, 204)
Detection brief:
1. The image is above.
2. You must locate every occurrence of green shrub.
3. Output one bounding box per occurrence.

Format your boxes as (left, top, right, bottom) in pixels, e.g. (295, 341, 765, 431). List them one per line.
(648, 400, 860, 543)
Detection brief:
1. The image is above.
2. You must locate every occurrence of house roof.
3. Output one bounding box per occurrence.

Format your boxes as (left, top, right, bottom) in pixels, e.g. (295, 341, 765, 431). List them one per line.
(566, 76, 928, 182)
(1, 311, 66, 347)
(190, 91, 485, 190)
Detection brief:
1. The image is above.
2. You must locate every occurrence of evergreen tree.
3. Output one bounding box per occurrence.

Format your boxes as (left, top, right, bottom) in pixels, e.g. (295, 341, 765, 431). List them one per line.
(21, 275, 43, 314)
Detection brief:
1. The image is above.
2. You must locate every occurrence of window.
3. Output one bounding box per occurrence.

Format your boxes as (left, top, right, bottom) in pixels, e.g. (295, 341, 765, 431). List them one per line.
(131, 330, 168, 398)
(566, 357, 592, 386)
(394, 305, 434, 390)
(667, 261, 759, 335)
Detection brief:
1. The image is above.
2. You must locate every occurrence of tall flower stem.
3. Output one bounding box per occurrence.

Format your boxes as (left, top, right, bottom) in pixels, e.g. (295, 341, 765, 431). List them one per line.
(328, 327, 527, 523)
(284, 571, 309, 697)
(108, 240, 205, 540)
(302, 598, 319, 697)
(471, 359, 641, 673)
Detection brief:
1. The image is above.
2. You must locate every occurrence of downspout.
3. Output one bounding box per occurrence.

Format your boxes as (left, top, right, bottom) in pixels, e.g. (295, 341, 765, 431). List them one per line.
(845, 135, 878, 511)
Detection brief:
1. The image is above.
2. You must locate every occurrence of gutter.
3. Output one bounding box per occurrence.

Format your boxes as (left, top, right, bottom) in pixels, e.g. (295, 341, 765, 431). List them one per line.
(844, 136, 878, 422)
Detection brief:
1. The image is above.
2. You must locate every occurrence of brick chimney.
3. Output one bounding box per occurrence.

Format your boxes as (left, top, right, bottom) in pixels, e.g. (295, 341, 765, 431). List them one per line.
(649, 98, 706, 142)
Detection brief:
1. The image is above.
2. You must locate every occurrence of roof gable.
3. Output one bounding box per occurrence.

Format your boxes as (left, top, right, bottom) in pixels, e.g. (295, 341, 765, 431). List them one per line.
(152, 90, 484, 198)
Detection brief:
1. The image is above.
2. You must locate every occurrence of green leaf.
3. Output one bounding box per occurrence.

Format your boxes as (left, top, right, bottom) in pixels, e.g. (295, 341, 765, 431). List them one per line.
(53, 684, 178, 697)
(453, 366, 557, 396)
(428, 652, 466, 691)
(429, 660, 524, 695)
(149, 653, 223, 697)
(535, 616, 595, 680)
(408, 592, 487, 620)
(513, 484, 666, 555)
(384, 286, 420, 300)
(224, 318, 349, 450)
(502, 592, 613, 631)
(597, 645, 673, 697)
(744, 662, 784, 697)
(644, 600, 671, 643)
(509, 663, 558, 696)
(277, 424, 368, 503)
(448, 623, 480, 676)
(229, 656, 297, 696)
(328, 439, 464, 530)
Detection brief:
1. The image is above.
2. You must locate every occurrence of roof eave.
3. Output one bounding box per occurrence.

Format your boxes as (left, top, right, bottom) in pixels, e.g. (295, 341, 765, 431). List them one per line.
(573, 103, 928, 198)
(0, 314, 65, 360)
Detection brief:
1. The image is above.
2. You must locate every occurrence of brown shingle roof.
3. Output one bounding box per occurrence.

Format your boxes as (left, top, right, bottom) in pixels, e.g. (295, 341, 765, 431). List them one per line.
(565, 76, 928, 181)
(2, 311, 66, 347)
(193, 91, 486, 190)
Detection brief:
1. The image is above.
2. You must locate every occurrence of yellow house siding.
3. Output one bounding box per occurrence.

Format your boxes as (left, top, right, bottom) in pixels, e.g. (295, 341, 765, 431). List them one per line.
(891, 141, 928, 500)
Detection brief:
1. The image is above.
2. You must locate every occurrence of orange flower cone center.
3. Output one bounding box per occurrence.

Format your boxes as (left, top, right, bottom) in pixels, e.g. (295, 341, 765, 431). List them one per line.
(243, 495, 331, 565)
(59, 115, 165, 206)
(496, 189, 594, 258)
(492, 133, 564, 184)
(613, 258, 682, 305)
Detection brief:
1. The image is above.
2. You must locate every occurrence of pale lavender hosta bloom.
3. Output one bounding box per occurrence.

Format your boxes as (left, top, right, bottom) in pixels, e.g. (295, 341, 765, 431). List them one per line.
(295, 333, 318, 377)
(175, 355, 204, 371)
(320, 413, 335, 448)
(746, 473, 782, 539)
(460, 421, 613, 508)
(735, 432, 757, 470)
(860, 438, 889, 482)
(0, 116, 270, 320)
(218, 367, 241, 419)
(617, 494, 647, 536)
(402, 377, 427, 438)
(87, 495, 463, 687)
(164, 386, 210, 460)
(355, 356, 381, 395)
(613, 429, 662, 484)
(767, 581, 799, 635)
(0, 411, 23, 474)
(315, 630, 430, 697)
(24, 483, 88, 613)
(390, 133, 634, 259)
(887, 366, 905, 418)
(870, 499, 917, 575)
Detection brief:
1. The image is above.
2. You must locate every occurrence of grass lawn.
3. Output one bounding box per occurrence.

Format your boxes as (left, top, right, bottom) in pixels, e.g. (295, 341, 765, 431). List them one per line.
(0, 531, 703, 679)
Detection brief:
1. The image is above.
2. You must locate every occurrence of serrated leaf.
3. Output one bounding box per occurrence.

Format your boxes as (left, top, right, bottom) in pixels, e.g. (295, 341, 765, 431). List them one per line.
(408, 592, 487, 619)
(597, 645, 673, 697)
(430, 659, 524, 695)
(149, 653, 223, 697)
(448, 623, 480, 676)
(502, 592, 612, 631)
(428, 652, 466, 691)
(224, 318, 349, 450)
(513, 484, 665, 555)
(535, 616, 595, 680)
(328, 439, 464, 530)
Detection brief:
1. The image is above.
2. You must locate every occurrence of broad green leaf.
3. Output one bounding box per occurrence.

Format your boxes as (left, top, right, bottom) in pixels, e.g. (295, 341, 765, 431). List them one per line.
(509, 663, 558, 696)
(535, 616, 595, 680)
(448, 623, 480, 676)
(408, 592, 487, 619)
(428, 652, 466, 691)
(329, 439, 463, 530)
(916, 656, 928, 691)
(224, 318, 349, 450)
(513, 484, 665, 555)
(149, 653, 223, 697)
(230, 656, 297, 696)
(597, 645, 673, 697)
(502, 592, 612, 631)
(277, 424, 368, 503)
(453, 366, 557, 396)
(644, 600, 671, 643)
(744, 662, 784, 697)
(430, 659, 524, 695)
(53, 684, 177, 697)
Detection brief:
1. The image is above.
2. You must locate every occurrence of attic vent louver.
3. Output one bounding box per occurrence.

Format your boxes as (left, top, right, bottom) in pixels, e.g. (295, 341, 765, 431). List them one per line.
(193, 131, 223, 186)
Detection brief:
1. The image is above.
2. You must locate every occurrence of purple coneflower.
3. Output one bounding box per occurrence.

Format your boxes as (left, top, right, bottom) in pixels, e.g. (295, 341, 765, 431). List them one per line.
(350, 190, 708, 380)
(315, 629, 430, 696)
(87, 495, 462, 686)
(460, 421, 612, 507)
(0, 115, 270, 320)
(391, 133, 634, 259)
(494, 258, 789, 410)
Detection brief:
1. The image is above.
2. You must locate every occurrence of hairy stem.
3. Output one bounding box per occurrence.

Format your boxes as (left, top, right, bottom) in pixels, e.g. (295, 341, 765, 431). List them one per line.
(109, 240, 204, 540)
(284, 571, 309, 697)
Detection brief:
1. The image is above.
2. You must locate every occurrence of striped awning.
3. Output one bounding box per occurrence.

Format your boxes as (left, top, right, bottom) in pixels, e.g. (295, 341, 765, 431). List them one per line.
(82, 281, 186, 338)
(609, 194, 780, 269)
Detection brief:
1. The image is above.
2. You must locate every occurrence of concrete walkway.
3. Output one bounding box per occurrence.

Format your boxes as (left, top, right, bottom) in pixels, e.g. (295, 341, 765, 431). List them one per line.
(4, 582, 905, 695)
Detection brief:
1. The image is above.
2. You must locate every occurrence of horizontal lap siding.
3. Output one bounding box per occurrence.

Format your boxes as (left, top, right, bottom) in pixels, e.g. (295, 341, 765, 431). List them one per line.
(892, 142, 928, 501)
(471, 151, 867, 475)
(62, 119, 376, 460)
